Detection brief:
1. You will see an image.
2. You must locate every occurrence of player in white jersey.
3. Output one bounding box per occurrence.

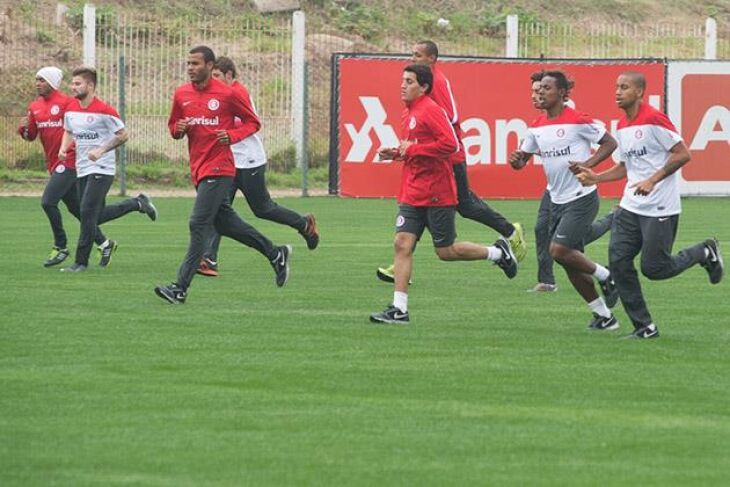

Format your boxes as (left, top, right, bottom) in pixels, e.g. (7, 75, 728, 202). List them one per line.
(575, 72, 724, 339)
(58, 66, 157, 272)
(510, 70, 621, 331)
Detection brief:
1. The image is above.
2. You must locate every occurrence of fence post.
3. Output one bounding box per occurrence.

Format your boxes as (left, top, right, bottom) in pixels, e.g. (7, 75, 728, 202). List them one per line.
(83, 3, 96, 66)
(506, 14, 519, 57)
(301, 61, 309, 197)
(118, 55, 127, 196)
(705, 17, 717, 60)
(291, 10, 306, 168)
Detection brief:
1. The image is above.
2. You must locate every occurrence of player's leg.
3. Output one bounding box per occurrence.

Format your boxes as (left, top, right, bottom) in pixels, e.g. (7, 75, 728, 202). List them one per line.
(40, 169, 76, 266)
(61, 172, 107, 247)
(97, 193, 155, 224)
(532, 189, 556, 291)
(609, 208, 657, 338)
(198, 176, 238, 277)
(585, 208, 615, 245)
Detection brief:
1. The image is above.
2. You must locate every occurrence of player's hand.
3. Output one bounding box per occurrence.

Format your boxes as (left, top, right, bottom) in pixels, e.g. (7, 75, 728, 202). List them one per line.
(175, 118, 190, 136)
(20, 116, 29, 129)
(574, 166, 598, 186)
(58, 149, 67, 161)
(377, 147, 399, 161)
(215, 130, 231, 145)
(397, 140, 414, 157)
(509, 150, 527, 170)
(88, 147, 104, 161)
(568, 161, 586, 174)
(630, 179, 655, 196)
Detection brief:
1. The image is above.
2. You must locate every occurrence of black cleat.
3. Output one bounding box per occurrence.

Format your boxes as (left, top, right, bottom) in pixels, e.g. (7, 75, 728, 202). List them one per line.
(300, 214, 319, 250)
(701, 238, 724, 284)
(600, 272, 619, 308)
(369, 305, 410, 324)
(154, 283, 186, 304)
(137, 193, 158, 221)
(624, 323, 659, 340)
(60, 263, 87, 273)
(98, 240, 118, 267)
(270, 245, 292, 287)
(44, 246, 69, 267)
(588, 313, 619, 331)
(494, 237, 517, 279)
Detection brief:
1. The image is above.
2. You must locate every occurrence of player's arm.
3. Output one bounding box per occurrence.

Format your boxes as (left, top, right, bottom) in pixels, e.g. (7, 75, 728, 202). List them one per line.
(509, 150, 533, 170)
(168, 94, 188, 139)
(575, 162, 627, 186)
(18, 108, 38, 141)
(570, 132, 617, 172)
(58, 129, 73, 161)
(402, 109, 458, 159)
(218, 90, 261, 145)
(88, 128, 129, 162)
(630, 141, 690, 196)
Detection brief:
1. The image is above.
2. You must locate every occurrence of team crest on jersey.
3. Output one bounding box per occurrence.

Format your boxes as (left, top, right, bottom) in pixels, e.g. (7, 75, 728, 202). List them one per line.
(635, 129, 644, 139)
(556, 128, 565, 138)
(408, 116, 417, 130)
(55, 164, 65, 173)
(50, 105, 60, 115)
(86, 115, 94, 123)
(208, 99, 220, 111)
(396, 215, 405, 227)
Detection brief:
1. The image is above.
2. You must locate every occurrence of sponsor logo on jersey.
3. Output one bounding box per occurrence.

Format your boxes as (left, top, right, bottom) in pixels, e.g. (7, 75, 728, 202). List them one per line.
(625, 146, 648, 158)
(208, 99, 220, 111)
(541, 146, 572, 158)
(36, 119, 63, 129)
(187, 116, 220, 126)
(76, 130, 100, 140)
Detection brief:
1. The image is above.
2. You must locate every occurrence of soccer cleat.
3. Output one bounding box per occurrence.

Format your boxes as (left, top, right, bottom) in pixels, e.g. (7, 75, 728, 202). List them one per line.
(508, 222, 528, 262)
(624, 323, 659, 340)
(154, 283, 186, 304)
(60, 263, 87, 273)
(701, 238, 724, 284)
(136, 193, 158, 221)
(588, 313, 619, 331)
(376, 264, 413, 285)
(528, 282, 558, 293)
(300, 214, 319, 250)
(369, 304, 410, 324)
(494, 237, 517, 279)
(270, 245, 292, 287)
(98, 240, 118, 267)
(599, 272, 619, 308)
(44, 246, 69, 267)
(196, 257, 219, 277)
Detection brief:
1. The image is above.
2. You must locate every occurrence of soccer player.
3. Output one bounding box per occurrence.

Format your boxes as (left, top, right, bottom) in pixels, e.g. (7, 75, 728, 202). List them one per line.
(375, 40, 526, 284)
(509, 70, 620, 331)
(370, 64, 517, 324)
(528, 71, 614, 293)
(196, 56, 319, 278)
(18, 67, 112, 267)
(154, 46, 291, 304)
(574, 72, 724, 339)
(58, 66, 157, 272)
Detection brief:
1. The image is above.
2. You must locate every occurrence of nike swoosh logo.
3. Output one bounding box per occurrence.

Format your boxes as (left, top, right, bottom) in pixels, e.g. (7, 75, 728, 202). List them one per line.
(393, 312, 408, 319)
(658, 217, 669, 222)
(182, 101, 192, 106)
(556, 234, 567, 239)
(206, 179, 215, 183)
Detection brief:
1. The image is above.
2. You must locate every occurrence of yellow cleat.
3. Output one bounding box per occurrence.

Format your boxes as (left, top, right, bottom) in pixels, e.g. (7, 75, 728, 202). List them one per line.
(508, 222, 528, 263)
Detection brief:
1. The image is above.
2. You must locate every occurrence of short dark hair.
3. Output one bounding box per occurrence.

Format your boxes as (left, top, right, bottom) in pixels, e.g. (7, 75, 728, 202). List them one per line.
(542, 70, 573, 92)
(189, 45, 215, 64)
(72, 66, 97, 86)
(214, 56, 237, 79)
(416, 40, 439, 59)
(530, 71, 544, 83)
(404, 64, 433, 94)
(621, 71, 646, 91)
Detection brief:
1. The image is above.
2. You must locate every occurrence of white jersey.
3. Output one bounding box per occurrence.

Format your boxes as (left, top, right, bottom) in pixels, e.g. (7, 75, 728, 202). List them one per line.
(616, 103, 684, 217)
(229, 80, 266, 169)
(64, 97, 125, 178)
(520, 106, 606, 205)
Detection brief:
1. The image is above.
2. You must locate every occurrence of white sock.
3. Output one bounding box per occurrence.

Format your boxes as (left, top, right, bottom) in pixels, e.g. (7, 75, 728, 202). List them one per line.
(487, 246, 503, 262)
(588, 297, 611, 318)
(704, 247, 710, 259)
(393, 291, 408, 312)
(592, 263, 610, 282)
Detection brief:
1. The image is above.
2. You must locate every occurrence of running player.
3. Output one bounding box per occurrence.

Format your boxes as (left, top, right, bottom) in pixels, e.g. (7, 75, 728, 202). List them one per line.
(58, 66, 157, 272)
(574, 71, 723, 338)
(509, 70, 620, 330)
(196, 56, 319, 277)
(154, 46, 291, 304)
(370, 64, 517, 324)
(376, 40, 526, 284)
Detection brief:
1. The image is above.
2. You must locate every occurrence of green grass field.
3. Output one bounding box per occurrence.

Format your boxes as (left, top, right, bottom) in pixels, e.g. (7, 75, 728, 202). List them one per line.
(1, 195, 729, 486)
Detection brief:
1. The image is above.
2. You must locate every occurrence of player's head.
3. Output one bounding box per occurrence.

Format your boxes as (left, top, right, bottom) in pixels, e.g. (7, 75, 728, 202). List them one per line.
(540, 70, 572, 110)
(530, 71, 544, 109)
(35, 67, 62, 97)
(402, 64, 432, 103)
(212, 56, 237, 85)
(187, 45, 215, 84)
(412, 40, 438, 66)
(70, 66, 97, 100)
(615, 71, 646, 110)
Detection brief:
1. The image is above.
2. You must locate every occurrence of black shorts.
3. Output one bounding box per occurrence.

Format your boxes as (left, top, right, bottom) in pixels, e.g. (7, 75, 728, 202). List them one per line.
(549, 191, 599, 250)
(395, 204, 456, 248)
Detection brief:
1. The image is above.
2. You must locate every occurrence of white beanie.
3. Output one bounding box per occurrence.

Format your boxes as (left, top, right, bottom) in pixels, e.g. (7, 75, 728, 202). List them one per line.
(36, 67, 63, 90)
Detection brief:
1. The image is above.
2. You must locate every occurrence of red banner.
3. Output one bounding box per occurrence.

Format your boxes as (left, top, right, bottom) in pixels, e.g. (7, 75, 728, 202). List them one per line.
(338, 57, 666, 199)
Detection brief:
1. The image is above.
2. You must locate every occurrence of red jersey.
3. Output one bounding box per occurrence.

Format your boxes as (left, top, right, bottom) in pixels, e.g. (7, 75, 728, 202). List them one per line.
(430, 65, 466, 165)
(18, 90, 76, 173)
(168, 77, 260, 185)
(398, 95, 459, 207)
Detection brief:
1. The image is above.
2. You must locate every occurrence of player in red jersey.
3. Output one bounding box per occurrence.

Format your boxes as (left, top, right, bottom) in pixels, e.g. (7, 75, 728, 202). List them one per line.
(154, 46, 292, 304)
(375, 40, 526, 285)
(369, 64, 517, 324)
(195, 56, 319, 278)
(18, 67, 109, 267)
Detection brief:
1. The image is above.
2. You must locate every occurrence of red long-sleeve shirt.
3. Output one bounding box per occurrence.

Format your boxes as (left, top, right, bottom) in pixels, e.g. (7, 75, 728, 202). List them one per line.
(398, 95, 459, 207)
(168, 77, 261, 185)
(18, 90, 76, 173)
(430, 65, 466, 165)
